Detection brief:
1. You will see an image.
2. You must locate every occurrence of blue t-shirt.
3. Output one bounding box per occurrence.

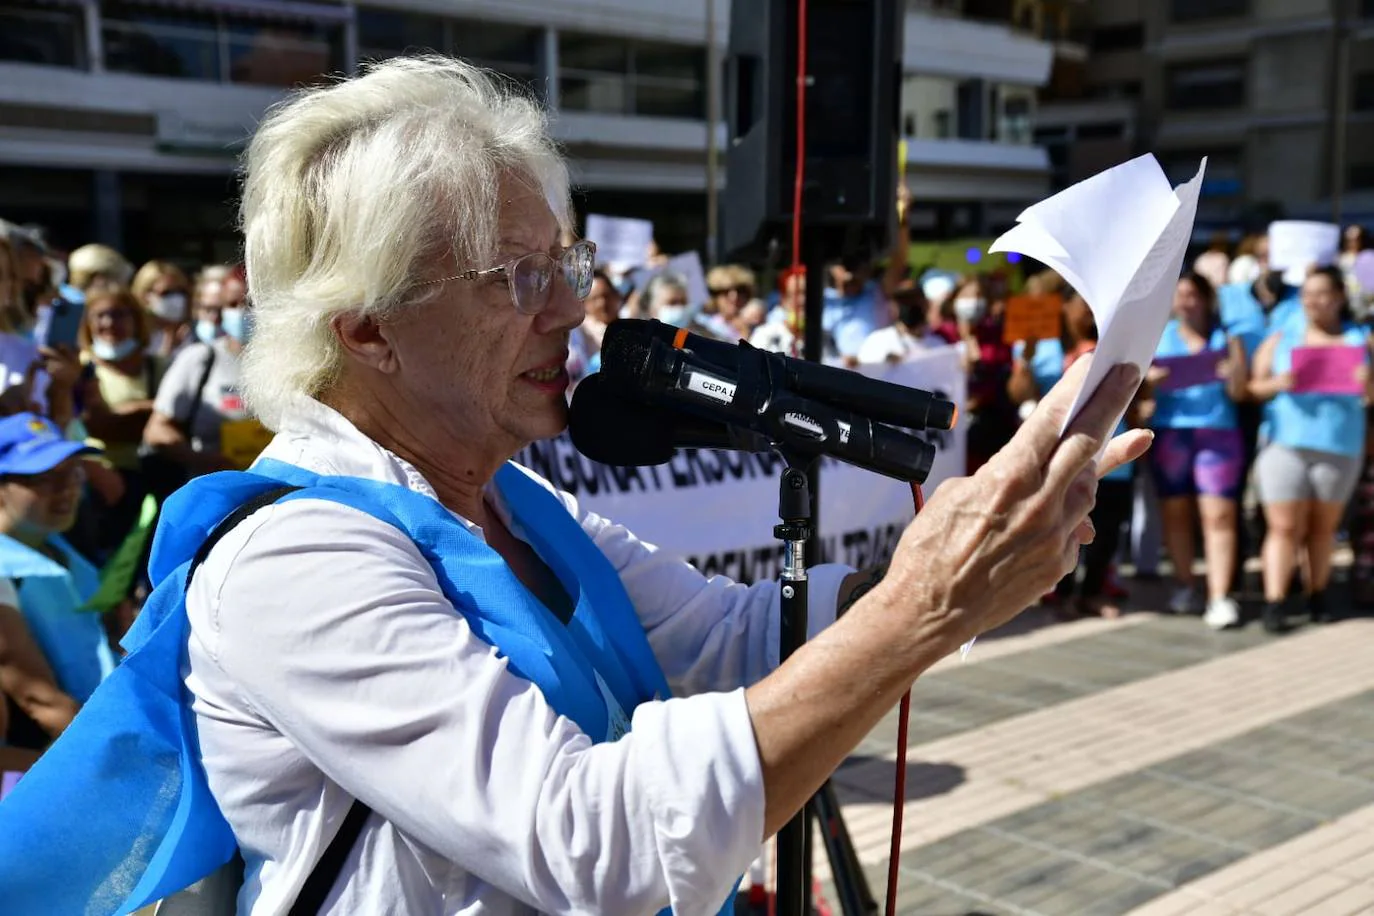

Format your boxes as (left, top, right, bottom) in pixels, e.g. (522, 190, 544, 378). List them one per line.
(822, 280, 889, 359)
(1269, 317, 1369, 458)
(1219, 282, 1301, 359)
(1152, 320, 1236, 431)
(1013, 337, 1065, 399)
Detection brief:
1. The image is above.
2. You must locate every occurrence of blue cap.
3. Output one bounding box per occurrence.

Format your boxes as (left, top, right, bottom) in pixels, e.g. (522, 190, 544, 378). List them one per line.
(0, 413, 95, 476)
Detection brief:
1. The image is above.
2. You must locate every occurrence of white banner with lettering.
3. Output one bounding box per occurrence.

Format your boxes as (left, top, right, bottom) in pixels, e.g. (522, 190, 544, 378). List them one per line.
(516, 347, 967, 583)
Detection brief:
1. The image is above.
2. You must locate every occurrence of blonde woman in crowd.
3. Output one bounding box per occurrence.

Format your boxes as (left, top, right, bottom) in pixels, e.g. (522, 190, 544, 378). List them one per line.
(130, 260, 193, 359)
(704, 264, 759, 340)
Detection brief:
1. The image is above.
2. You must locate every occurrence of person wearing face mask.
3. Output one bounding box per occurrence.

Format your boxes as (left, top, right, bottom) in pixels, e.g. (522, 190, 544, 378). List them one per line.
(0, 413, 112, 754)
(71, 289, 164, 565)
(644, 270, 720, 339)
(142, 282, 258, 491)
(131, 260, 193, 359)
(857, 285, 943, 364)
(954, 275, 1015, 474)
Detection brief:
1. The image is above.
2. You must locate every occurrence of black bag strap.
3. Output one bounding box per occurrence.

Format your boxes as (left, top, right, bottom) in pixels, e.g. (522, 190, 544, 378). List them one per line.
(187, 484, 373, 915)
(179, 343, 217, 439)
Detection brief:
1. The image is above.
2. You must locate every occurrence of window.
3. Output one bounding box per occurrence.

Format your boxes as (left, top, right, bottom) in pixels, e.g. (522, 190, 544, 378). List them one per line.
(1166, 60, 1245, 110)
(1169, 0, 1248, 22)
(1090, 23, 1144, 53)
(102, 1, 343, 87)
(357, 12, 540, 91)
(1356, 72, 1374, 112)
(1350, 163, 1374, 191)
(0, 0, 85, 68)
(559, 35, 705, 119)
(1162, 148, 1241, 198)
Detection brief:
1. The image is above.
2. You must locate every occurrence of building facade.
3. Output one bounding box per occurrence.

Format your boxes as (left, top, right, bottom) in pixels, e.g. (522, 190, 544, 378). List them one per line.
(1033, 0, 1374, 233)
(0, 0, 1057, 264)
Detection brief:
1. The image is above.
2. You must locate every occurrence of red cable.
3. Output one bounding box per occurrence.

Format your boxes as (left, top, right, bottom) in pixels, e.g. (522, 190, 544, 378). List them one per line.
(885, 483, 924, 916)
(788, 0, 808, 359)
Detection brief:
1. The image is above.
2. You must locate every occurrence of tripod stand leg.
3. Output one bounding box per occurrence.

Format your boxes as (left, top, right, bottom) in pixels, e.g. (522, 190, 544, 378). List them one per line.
(812, 781, 879, 915)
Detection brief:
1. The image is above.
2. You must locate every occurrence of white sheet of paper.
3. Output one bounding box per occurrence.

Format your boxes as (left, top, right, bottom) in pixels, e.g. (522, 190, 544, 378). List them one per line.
(990, 153, 1207, 445)
(584, 214, 655, 271)
(1268, 220, 1340, 286)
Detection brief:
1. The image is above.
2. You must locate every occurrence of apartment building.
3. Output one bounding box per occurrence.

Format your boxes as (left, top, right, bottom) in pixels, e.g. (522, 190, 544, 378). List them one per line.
(1034, 0, 1374, 232)
(0, 0, 1057, 262)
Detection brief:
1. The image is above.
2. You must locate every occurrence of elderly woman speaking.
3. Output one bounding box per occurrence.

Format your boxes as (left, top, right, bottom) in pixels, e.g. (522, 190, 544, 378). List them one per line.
(0, 57, 1149, 916)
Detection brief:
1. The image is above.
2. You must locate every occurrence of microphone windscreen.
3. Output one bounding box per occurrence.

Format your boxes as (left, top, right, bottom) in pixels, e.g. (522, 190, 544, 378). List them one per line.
(598, 321, 656, 387)
(568, 373, 677, 466)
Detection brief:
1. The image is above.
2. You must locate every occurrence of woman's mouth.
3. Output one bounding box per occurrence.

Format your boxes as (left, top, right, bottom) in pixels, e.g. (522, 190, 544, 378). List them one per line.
(523, 366, 563, 382)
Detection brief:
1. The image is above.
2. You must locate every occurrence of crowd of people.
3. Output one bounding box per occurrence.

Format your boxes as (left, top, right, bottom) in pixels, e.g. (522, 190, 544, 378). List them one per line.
(0, 204, 1371, 771)
(0, 220, 260, 767)
(570, 212, 1374, 634)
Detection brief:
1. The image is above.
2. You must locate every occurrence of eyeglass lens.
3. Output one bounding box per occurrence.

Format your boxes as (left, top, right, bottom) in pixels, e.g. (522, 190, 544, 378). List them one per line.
(511, 241, 595, 314)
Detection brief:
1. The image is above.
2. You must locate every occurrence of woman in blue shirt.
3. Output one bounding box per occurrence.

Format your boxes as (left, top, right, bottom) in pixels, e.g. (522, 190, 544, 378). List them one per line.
(1249, 266, 1374, 632)
(1138, 271, 1249, 629)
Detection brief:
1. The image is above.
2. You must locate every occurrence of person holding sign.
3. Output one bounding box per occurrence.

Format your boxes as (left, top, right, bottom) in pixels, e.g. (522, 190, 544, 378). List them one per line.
(1248, 267, 1374, 632)
(1137, 271, 1249, 629)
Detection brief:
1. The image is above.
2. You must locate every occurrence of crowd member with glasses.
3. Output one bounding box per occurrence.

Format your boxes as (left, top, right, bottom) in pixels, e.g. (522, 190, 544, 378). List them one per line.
(0, 413, 110, 753)
(0, 57, 1151, 916)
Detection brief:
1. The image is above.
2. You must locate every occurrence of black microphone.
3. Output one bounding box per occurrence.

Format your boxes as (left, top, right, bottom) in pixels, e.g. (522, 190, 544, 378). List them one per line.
(609, 318, 957, 432)
(598, 326, 936, 483)
(568, 373, 773, 466)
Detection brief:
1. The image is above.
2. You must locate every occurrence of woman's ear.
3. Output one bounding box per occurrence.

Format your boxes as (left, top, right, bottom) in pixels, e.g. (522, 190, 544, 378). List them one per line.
(331, 312, 399, 375)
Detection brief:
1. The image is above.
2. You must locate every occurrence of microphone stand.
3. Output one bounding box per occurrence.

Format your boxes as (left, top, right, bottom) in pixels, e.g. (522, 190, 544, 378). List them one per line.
(772, 451, 878, 916)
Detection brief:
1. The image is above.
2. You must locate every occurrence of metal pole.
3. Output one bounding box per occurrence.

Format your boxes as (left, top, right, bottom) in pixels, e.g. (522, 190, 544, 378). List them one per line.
(706, 0, 720, 265)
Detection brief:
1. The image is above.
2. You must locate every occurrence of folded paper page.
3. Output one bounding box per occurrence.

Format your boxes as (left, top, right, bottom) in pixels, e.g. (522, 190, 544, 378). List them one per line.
(990, 153, 1206, 445)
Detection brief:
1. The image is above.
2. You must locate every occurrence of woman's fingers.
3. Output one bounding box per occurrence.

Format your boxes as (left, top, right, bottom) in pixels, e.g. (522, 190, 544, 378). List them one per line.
(1098, 428, 1155, 479)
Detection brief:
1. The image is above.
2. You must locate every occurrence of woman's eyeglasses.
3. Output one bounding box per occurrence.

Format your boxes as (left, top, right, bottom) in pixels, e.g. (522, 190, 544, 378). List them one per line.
(424, 239, 597, 316)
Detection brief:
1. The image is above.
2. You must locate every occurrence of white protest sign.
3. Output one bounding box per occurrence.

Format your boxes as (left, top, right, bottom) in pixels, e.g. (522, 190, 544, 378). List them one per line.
(584, 214, 654, 271)
(514, 351, 967, 583)
(1268, 220, 1340, 286)
(665, 250, 711, 308)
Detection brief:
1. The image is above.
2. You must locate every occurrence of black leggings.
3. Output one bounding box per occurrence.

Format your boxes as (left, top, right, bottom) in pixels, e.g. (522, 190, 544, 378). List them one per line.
(1057, 478, 1134, 600)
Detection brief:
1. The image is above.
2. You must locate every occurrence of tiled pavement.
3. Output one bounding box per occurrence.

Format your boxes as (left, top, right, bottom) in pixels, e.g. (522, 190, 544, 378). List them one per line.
(787, 589, 1374, 916)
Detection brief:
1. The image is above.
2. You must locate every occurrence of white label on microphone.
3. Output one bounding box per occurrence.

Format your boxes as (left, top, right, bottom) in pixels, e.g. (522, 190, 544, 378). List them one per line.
(837, 420, 851, 444)
(684, 370, 737, 404)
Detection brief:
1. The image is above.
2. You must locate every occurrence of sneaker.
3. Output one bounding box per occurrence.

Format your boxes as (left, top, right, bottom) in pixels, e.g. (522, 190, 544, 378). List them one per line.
(1169, 586, 1199, 615)
(1204, 596, 1241, 630)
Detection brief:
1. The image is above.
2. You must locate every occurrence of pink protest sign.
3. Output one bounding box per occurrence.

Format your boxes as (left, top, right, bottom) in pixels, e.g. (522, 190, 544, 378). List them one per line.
(1291, 345, 1367, 395)
(1153, 350, 1223, 392)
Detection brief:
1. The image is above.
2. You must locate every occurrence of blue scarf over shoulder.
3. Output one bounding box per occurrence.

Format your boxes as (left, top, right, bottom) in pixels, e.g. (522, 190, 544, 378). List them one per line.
(0, 458, 736, 915)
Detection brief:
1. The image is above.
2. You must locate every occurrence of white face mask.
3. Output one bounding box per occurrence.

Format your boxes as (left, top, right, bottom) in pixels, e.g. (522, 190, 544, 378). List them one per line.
(656, 305, 693, 328)
(91, 337, 139, 362)
(148, 292, 188, 322)
(953, 297, 987, 322)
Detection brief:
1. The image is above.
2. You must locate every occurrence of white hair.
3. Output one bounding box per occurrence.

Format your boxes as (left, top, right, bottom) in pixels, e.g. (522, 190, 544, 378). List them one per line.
(238, 55, 573, 429)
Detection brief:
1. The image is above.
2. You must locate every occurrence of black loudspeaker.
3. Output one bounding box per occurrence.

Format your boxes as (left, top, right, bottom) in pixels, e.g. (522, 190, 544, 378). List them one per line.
(721, 0, 903, 264)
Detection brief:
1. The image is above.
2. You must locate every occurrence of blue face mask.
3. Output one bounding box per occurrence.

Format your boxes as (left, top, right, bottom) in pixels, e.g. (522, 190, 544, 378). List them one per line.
(195, 320, 220, 345)
(220, 308, 251, 344)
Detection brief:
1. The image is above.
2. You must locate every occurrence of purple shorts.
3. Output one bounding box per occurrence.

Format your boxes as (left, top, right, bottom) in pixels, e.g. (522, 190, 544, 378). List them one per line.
(1149, 427, 1246, 500)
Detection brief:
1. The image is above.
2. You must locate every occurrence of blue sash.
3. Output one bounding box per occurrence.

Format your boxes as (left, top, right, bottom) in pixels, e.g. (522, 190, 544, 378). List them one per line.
(0, 533, 112, 702)
(0, 459, 735, 915)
